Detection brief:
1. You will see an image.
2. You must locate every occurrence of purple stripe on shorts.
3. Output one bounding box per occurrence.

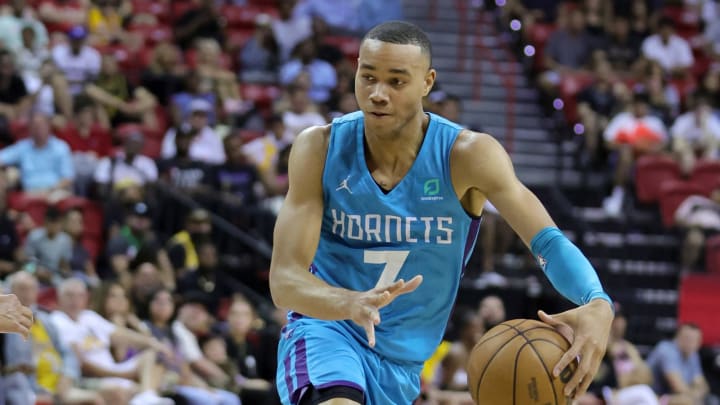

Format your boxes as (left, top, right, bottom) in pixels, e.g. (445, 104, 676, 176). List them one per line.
(309, 263, 318, 274)
(462, 218, 481, 266)
(316, 380, 365, 394)
(283, 352, 293, 401)
(290, 338, 309, 404)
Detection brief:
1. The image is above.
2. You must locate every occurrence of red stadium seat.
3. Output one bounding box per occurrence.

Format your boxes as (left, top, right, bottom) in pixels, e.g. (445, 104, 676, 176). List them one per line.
(128, 24, 173, 46)
(10, 119, 29, 140)
(142, 137, 163, 159)
(324, 36, 361, 59)
(706, 235, 720, 275)
(240, 84, 281, 110)
(171, 1, 195, 22)
(221, 4, 279, 29)
(658, 180, 705, 227)
(558, 73, 594, 124)
(8, 192, 48, 225)
(678, 273, 720, 345)
(37, 287, 58, 311)
(238, 130, 264, 143)
(131, 0, 170, 23)
(226, 29, 254, 51)
(690, 159, 720, 195)
(635, 155, 683, 204)
(526, 23, 555, 71)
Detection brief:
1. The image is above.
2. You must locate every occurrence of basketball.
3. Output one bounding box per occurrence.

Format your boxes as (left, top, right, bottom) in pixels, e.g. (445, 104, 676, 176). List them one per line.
(466, 319, 577, 405)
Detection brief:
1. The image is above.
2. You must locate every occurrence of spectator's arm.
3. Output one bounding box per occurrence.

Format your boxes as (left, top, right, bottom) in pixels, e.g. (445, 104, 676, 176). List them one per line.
(160, 129, 177, 160)
(110, 254, 132, 289)
(71, 344, 135, 379)
(173, 9, 215, 43)
(38, 2, 87, 25)
(57, 143, 75, 189)
(670, 39, 694, 76)
(0, 141, 23, 166)
(109, 326, 164, 352)
(155, 248, 176, 290)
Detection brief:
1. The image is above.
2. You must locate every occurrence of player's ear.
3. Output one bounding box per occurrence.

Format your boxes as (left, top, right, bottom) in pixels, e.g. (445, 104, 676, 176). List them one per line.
(423, 69, 436, 97)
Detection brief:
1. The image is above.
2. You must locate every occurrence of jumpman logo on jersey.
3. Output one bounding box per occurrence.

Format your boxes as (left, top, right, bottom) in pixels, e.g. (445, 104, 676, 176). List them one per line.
(336, 175, 353, 194)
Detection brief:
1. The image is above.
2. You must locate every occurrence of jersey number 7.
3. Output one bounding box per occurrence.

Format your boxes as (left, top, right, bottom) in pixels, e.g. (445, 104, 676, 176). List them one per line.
(364, 250, 410, 289)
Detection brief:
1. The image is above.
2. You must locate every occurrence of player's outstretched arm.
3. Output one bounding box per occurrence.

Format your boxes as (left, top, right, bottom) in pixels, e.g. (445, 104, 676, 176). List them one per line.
(451, 130, 613, 398)
(269, 126, 420, 343)
(0, 293, 33, 338)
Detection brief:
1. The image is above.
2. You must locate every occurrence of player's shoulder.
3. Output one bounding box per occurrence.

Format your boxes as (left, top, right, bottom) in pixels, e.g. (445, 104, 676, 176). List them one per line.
(293, 124, 332, 156)
(452, 128, 507, 161)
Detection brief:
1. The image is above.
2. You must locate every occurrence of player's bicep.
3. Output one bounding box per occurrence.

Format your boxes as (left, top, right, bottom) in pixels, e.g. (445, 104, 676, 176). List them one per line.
(454, 132, 555, 246)
(270, 126, 328, 276)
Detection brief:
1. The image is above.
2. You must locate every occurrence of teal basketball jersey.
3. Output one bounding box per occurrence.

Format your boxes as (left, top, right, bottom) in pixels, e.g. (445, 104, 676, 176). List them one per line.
(299, 111, 480, 364)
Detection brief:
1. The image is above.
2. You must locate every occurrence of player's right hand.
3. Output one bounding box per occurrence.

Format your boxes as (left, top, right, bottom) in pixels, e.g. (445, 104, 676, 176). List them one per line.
(349, 275, 423, 348)
(0, 294, 33, 339)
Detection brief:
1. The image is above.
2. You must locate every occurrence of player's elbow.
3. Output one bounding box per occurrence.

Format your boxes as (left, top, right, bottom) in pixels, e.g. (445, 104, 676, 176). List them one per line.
(268, 266, 290, 309)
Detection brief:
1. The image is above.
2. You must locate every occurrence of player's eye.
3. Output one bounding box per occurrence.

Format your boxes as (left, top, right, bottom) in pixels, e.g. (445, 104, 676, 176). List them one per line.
(363, 75, 375, 83)
(391, 78, 405, 87)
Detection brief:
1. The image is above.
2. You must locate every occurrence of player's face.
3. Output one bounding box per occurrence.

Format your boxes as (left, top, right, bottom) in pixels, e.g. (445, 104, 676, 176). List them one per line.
(355, 39, 435, 138)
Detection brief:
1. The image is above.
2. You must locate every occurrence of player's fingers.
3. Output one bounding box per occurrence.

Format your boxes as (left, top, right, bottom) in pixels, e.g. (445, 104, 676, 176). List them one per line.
(538, 310, 574, 346)
(368, 290, 392, 307)
(555, 334, 584, 378)
(561, 343, 589, 397)
(394, 275, 423, 296)
(363, 320, 376, 347)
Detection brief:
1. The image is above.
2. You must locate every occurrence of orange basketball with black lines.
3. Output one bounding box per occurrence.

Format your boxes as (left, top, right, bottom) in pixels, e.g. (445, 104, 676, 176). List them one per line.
(466, 319, 577, 405)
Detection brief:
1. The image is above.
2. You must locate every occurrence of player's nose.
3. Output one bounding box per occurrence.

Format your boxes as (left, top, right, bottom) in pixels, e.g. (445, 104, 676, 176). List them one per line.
(369, 83, 389, 105)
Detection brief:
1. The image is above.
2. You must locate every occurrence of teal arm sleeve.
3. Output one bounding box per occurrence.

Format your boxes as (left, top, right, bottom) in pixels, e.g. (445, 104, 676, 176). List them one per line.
(530, 227, 613, 307)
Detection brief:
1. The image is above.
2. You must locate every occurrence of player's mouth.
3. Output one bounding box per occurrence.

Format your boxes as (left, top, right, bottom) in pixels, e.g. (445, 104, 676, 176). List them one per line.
(370, 112, 390, 118)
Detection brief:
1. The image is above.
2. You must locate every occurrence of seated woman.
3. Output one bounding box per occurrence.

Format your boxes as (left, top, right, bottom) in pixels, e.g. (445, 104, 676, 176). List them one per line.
(84, 54, 158, 130)
(193, 38, 244, 115)
(141, 288, 241, 405)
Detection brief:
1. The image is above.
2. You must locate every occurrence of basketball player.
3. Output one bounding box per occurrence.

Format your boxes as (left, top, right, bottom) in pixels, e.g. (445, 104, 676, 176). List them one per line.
(0, 293, 33, 337)
(270, 21, 614, 405)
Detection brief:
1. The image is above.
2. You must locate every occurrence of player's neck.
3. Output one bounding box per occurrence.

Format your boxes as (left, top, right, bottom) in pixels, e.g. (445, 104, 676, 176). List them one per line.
(365, 112, 429, 168)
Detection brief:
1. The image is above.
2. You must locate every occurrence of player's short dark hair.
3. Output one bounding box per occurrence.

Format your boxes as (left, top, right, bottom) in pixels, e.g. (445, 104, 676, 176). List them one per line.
(362, 21, 432, 66)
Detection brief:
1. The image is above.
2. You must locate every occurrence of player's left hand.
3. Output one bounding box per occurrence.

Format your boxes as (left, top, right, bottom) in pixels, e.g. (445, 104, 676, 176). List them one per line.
(537, 298, 614, 399)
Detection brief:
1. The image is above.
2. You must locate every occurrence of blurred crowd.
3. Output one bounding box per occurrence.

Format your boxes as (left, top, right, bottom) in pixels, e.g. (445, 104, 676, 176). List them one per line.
(0, 0, 401, 403)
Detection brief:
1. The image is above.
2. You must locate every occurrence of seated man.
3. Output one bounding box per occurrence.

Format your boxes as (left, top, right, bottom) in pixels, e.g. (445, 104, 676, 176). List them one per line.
(647, 323, 711, 405)
(0, 112, 74, 199)
(50, 278, 174, 405)
(2, 271, 103, 405)
(23, 205, 73, 285)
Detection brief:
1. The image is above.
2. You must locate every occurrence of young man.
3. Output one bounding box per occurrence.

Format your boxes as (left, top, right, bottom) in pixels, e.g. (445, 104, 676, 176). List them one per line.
(269, 21, 614, 405)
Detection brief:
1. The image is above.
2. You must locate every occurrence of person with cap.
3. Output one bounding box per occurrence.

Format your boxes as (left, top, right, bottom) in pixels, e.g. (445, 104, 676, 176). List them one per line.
(166, 208, 212, 274)
(50, 25, 101, 95)
(158, 126, 212, 197)
(161, 98, 225, 164)
(239, 13, 279, 79)
(93, 129, 158, 197)
(105, 202, 174, 290)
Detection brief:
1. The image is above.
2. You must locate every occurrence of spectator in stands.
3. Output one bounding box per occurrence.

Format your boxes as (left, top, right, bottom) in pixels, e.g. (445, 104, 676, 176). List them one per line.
(105, 202, 174, 290)
(675, 184, 720, 274)
(428, 308, 482, 405)
(20, 45, 74, 124)
(279, 38, 337, 104)
(140, 42, 187, 106)
(699, 70, 720, 112)
(167, 208, 213, 275)
(0, 0, 49, 55)
(0, 49, 31, 123)
(171, 71, 217, 127)
(162, 99, 224, 165)
(51, 26, 101, 96)
(63, 207, 99, 286)
(142, 288, 241, 405)
(37, 0, 87, 36)
(51, 278, 174, 405)
(473, 201, 514, 286)
(16, 24, 49, 82)
(271, 0, 312, 62)
(599, 16, 644, 78)
(643, 61, 681, 124)
(24, 205, 72, 285)
(86, 0, 135, 49)
(577, 59, 621, 165)
(200, 334, 241, 394)
(703, 4, 720, 62)
(175, 296, 234, 388)
(240, 13, 279, 82)
(671, 92, 720, 174)
(0, 180, 20, 278)
(93, 131, 158, 195)
(602, 91, 668, 216)
(158, 125, 213, 200)
(194, 38, 244, 114)
(177, 241, 238, 315)
(172, 0, 223, 51)
(2, 271, 104, 405)
(243, 114, 291, 179)
(128, 261, 167, 314)
(92, 281, 151, 362)
(477, 295, 506, 330)
(85, 54, 159, 130)
(213, 132, 280, 243)
(221, 296, 280, 405)
(57, 96, 111, 196)
(641, 16, 694, 78)
(282, 84, 326, 140)
(626, 0, 653, 40)
(538, 7, 595, 95)
(0, 112, 74, 197)
(647, 323, 712, 405)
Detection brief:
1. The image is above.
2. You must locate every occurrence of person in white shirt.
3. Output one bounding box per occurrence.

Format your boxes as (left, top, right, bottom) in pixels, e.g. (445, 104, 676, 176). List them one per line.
(51, 25, 101, 95)
(641, 17, 694, 76)
(161, 98, 225, 164)
(50, 278, 174, 405)
(671, 93, 720, 173)
(281, 84, 326, 141)
(94, 131, 158, 194)
(271, 0, 312, 62)
(603, 91, 668, 216)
